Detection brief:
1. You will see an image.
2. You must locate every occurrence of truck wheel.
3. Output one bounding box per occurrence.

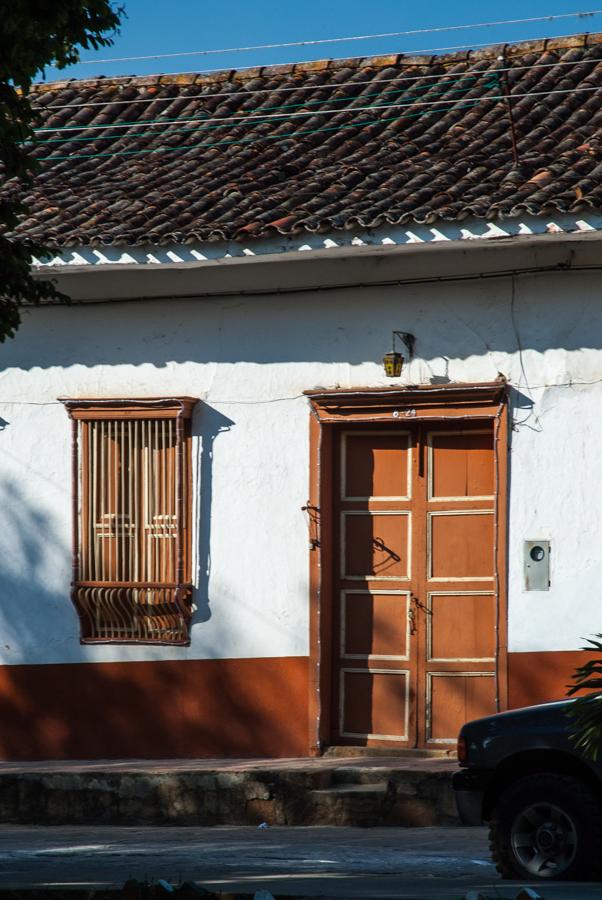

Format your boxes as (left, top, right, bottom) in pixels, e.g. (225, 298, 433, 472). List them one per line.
(489, 773, 602, 880)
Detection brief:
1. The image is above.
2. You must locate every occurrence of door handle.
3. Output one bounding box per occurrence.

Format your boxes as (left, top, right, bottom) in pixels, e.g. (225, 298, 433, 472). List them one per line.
(408, 606, 416, 634)
(412, 594, 432, 615)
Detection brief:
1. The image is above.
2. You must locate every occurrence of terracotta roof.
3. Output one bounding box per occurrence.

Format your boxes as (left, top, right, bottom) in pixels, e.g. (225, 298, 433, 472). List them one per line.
(12, 32, 602, 247)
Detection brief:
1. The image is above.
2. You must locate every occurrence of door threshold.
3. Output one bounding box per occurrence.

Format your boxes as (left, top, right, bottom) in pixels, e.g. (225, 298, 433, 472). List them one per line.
(323, 746, 455, 759)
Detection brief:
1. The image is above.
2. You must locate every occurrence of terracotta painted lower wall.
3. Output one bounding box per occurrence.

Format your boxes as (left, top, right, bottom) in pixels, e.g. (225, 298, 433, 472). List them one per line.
(0, 657, 309, 761)
(507, 650, 589, 709)
(0, 650, 589, 761)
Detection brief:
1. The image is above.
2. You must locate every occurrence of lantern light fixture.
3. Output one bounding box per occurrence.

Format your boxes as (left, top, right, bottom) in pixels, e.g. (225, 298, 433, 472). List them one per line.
(383, 331, 415, 378)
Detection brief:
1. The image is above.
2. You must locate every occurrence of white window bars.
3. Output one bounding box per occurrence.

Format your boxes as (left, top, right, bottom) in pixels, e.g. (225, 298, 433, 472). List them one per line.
(62, 398, 196, 644)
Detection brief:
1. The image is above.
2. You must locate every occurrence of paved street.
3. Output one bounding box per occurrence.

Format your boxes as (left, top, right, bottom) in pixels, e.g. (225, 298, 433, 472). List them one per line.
(0, 825, 599, 898)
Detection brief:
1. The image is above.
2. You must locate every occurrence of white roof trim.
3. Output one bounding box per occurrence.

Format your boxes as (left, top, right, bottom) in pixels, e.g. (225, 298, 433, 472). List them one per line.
(32, 211, 602, 269)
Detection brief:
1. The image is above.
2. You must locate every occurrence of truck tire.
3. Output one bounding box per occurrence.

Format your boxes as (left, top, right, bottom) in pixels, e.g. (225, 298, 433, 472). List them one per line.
(489, 772, 602, 880)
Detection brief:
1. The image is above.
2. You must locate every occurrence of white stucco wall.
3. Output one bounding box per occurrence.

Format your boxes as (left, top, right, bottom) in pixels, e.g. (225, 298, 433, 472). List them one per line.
(1, 260, 602, 665)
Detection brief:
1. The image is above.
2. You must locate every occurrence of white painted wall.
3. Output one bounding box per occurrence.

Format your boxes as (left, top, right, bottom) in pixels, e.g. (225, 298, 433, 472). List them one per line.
(1, 260, 602, 665)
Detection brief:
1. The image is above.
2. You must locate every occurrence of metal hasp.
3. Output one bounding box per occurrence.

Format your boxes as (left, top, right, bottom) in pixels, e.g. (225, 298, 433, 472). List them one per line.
(524, 540, 550, 591)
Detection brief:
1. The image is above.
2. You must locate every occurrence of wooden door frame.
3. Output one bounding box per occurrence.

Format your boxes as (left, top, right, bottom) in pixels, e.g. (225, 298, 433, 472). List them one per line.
(306, 382, 509, 755)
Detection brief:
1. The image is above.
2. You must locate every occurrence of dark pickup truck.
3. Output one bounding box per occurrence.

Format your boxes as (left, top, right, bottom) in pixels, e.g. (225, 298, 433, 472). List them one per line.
(453, 699, 602, 881)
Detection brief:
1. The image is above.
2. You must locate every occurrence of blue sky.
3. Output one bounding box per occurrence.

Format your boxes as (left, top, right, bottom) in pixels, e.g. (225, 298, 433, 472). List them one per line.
(43, 1, 602, 82)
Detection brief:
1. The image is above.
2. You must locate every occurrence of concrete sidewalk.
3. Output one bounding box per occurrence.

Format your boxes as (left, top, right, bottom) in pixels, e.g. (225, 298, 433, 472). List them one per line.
(0, 754, 454, 774)
(0, 756, 457, 827)
(0, 824, 597, 899)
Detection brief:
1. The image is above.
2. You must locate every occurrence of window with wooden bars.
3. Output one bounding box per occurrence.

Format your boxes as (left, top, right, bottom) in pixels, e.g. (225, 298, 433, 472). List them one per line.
(62, 398, 197, 645)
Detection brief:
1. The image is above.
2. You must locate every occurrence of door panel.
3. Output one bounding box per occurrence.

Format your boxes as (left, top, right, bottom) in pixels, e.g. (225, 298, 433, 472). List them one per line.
(429, 431, 494, 499)
(342, 512, 410, 579)
(343, 432, 410, 499)
(429, 511, 494, 580)
(341, 591, 409, 659)
(428, 592, 495, 661)
(340, 669, 410, 740)
(427, 673, 496, 742)
(331, 423, 498, 749)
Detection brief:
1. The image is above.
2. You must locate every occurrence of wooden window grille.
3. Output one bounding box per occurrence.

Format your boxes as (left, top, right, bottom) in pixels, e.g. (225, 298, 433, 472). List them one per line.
(62, 398, 197, 645)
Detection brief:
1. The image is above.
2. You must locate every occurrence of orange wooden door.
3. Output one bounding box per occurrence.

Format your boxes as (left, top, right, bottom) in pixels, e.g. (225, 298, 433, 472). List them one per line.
(333, 427, 417, 747)
(331, 422, 497, 749)
(418, 425, 497, 747)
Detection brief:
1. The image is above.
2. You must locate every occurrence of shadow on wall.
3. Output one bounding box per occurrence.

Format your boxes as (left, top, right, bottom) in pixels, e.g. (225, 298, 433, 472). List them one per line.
(0, 476, 309, 761)
(0, 654, 309, 761)
(191, 403, 234, 627)
(3, 272, 602, 370)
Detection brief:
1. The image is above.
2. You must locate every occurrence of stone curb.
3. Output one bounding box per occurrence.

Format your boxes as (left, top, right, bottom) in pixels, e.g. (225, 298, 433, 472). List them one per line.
(0, 764, 458, 827)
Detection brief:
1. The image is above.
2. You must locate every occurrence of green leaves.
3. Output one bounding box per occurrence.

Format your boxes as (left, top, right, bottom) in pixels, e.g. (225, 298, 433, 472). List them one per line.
(0, 1, 124, 341)
(0, 2, 124, 87)
(567, 635, 602, 761)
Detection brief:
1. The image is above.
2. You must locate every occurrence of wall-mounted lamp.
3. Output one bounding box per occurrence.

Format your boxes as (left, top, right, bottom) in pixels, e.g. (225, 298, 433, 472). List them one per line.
(383, 331, 415, 378)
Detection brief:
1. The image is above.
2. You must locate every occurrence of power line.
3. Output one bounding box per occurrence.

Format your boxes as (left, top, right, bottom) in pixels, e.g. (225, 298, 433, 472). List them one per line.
(34, 29, 597, 87)
(33, 99, 487, 160)
(3, 378, 601, 407)
(33, 57, 602, 125)
(36, 83, 602, 162)
(31, 56, 602, 116)
(34, 74, 499, 139)
(46, 10, 602, 67)
(40, 85, 511, 150)
(34, 83, 598, 143)
(30, 263, 602, 305)
(32, 73, 492, 124)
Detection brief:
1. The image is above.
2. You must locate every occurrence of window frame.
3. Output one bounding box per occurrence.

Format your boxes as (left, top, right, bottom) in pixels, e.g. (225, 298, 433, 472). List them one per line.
(61, 397, 197, 645)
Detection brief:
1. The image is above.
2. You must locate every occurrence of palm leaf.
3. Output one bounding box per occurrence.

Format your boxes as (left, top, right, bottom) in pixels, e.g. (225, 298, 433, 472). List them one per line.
(567, 636, 602, 760)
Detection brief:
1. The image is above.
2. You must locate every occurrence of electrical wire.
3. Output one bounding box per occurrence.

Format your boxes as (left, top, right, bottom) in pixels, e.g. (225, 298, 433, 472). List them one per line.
(33, 72, 494, 134)
(43, 262, 602, 304)
(33, 29, 598, 87)
(3, 267, 602, 407)
(34, 104, 480, 160)
(5, 376, 602, 408)
(34, 75, 500, 143)
(46, 10, 602, 67)
(31, 55, 602, 115)
(34, 84, 602, 161)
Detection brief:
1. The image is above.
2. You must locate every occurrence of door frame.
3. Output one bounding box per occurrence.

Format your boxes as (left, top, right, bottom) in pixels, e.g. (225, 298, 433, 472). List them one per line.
(306, 381, 509, 754)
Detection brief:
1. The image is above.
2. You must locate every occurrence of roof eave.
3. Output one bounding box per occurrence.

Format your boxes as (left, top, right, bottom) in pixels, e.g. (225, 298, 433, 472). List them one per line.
(33, 227, 602, 304)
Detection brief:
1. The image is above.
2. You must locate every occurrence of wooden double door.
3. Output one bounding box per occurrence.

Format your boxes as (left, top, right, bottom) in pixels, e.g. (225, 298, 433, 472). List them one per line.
(331, 422, 498, 748)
